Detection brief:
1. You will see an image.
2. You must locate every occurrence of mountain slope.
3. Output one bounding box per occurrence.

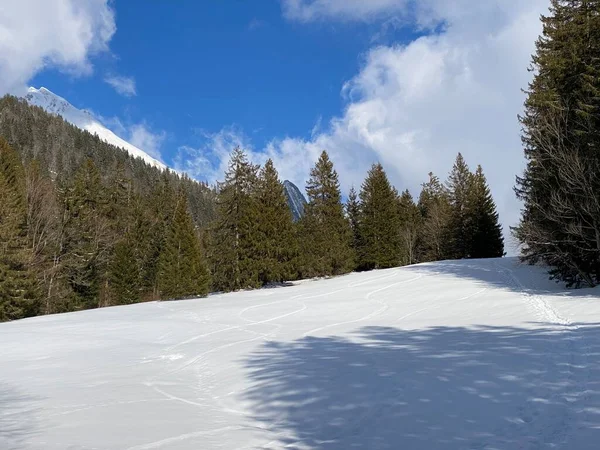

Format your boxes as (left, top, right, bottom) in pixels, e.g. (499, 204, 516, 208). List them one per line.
(1, 257, 599, 449)
(283, 179, 307, 222)
(25, 87, 166, 170)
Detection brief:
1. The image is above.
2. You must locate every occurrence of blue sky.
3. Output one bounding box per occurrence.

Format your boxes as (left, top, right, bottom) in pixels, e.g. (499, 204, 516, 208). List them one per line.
(1, 0, 551, 251)
(29, 1, 419, 163)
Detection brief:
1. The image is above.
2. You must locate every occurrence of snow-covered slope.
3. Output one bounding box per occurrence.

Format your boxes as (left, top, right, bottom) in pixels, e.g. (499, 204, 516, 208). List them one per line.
(25, 87, 166, 170)
(283, 179, 307, 221)
(2, 258, 600, 449)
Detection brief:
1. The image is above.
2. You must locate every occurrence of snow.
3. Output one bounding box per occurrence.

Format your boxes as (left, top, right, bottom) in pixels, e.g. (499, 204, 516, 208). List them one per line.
(24, 87, 167, 170)
(1, 257, 600, 449)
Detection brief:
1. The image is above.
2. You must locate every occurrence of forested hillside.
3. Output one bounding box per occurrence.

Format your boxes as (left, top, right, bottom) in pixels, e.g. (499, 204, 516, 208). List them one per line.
(0, 96, 216, 319)
(0, 95, 505, 321)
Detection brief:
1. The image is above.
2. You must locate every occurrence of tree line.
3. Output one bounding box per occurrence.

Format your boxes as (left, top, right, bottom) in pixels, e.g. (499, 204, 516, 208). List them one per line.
(514, 0, 600, 288)
(206, 148, 504, 293)
(0, 95, 504, 322)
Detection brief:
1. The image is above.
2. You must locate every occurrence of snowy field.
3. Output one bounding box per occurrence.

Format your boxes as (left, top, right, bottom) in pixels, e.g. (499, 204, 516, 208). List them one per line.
(2, 258, 600, 449)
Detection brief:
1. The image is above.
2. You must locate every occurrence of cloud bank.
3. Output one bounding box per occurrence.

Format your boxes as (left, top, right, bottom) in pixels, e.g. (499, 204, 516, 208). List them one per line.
(0, 0, 116, 95)
(104, 75, 137, 97)
(180, 0, 549, 249)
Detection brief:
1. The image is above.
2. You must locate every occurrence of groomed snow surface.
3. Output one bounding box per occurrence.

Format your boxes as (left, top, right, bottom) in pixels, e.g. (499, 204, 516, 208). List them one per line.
(2, 258, 600, 449)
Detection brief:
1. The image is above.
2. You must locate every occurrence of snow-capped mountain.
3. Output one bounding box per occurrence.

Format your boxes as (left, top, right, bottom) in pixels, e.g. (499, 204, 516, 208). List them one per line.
(283, 180, 307, 222)
(24, 87, 166, 170)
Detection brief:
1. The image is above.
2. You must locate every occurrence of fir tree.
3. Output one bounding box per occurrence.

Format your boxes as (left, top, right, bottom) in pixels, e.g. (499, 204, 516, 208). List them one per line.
(0, 138, 39, 320)
(61, 159, 111, 310)
(254, 159, 298, 285)
(210, 148, 260, 291)
(446, 153, 474, 259)
(515, 0, 600, 287)
(346, 186, 362, 263)
(158, 190, 210, 299)
(357, 163, 401, 270)
(300, 151, 354, 277)
(417, 172, 451, 262)
(469, 166, 504, 259)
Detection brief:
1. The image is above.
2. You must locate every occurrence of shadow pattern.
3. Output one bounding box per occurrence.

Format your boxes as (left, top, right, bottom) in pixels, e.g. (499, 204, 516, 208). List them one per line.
(243, 324, 600, 449)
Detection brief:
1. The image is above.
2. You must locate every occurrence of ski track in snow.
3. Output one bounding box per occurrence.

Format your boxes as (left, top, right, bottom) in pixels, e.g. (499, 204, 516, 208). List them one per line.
(1, 258, 599, 449)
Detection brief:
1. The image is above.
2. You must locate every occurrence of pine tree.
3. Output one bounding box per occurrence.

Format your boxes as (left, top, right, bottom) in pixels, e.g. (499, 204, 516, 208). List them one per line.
(346, 186, 362, 263)
(0, 138, 39, 320)
(210, 148, 260, 291)
(468, 166, 504, 259)
(300, 151, 354, 277)
(255, 159, 298, 285)
(357, 163, 401, 270)
(417, 172, 451, 262)
(158, 190, 210, 299)
(397, 189, 421, 266)
(446, 153, 474, 259)
(515, 0, 600, 287)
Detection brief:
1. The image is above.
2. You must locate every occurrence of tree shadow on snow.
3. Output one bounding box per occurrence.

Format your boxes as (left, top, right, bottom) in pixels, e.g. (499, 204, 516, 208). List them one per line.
(408, 257, 598, 299)
(243, 324, 600, 449)
(0, 382, 40, 449)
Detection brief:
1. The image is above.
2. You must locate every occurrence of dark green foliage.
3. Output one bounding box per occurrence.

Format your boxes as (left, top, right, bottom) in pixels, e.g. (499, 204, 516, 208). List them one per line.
(158, 191, 210, 299)
(446, 153, 474, 259)
(357, 164, 401, 270)
(0, 139, 39, 320)
(255, 159, 299, 285)
(0, 96, 216, 319)
(514, 0, 600, 287)
(346, 186, 362, 262)
(209, 148, 261, 291)
(469, 166, 505, 259)
(300, 151, 354, 277)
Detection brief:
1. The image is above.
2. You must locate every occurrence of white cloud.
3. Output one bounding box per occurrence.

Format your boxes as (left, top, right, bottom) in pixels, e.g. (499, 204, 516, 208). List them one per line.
(175, 127, 253, 184)
(104, 75, 137, 97)
(0, 0, 115, 95)
(126, 123, 165, 160)
(183, 0, 549, 245)
(282, 0, 410, 22)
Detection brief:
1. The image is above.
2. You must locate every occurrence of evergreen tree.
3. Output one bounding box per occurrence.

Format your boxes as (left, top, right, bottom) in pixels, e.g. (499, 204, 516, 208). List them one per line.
(357, 163, 401, 270)
(255, 159, 298, 285)
(469, 166, 504, 258)
(0, 138, 39, 320)
(210, 148, 260, 291)
(446, 153, 474, 259)
(61, 159, 111, 310)
(397, 189, 421, 266)
(515, 0, 600, 287)
(300, 151, 353, 277)
(346, 186, 362, 263)
(417, 172, 451, 262)
(158, 190, 210, 299)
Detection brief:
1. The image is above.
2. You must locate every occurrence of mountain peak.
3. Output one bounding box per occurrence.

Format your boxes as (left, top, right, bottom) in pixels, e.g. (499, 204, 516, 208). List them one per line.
(24, 86, 166, 171)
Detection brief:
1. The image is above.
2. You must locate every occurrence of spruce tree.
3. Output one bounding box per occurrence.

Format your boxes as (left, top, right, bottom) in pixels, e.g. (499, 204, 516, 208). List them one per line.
(417, 172, 451, 262)
(397, 189, 421, 266)
(300, 151, 354, 277)
(446, 153, 474, 259)
(62, 159, 110, 309)
(346, 186, 362, 264)
(158, 190, 210, 299)
(0, 138, 39, 320)
(469, 166, 504, 259)
(210, 148, 260, 291)
(515, 0, 600, 287)
(357, 163, 401, 270)
(255, 159, 298, 285)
